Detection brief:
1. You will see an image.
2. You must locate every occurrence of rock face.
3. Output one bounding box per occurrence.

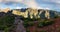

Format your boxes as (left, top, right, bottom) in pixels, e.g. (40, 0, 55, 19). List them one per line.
(12, 8, 58, 19)
(1, 8, 10, 13)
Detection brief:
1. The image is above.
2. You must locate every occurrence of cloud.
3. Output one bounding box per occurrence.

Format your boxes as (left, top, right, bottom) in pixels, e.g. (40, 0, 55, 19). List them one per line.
(41, 0, 60, 10)
(19, 0, 43, 9)
(43, 0, 60, 6)
(43, 0, 60, 4)
(0, 0, 59, 11)
(16, 7, 22, 9)
(0, 0, 43, 9)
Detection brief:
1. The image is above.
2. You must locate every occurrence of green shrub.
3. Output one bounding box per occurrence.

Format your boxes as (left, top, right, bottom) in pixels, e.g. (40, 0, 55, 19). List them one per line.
(4, 28, 9, 32)
(23, 21, 34, 28)
(4, 25, 15, 32)
(54, 15, 59, 18)
(40, 30, 46, 32)
(38, 20, 54, 27)
(0, 15, 15, 32)
(28, 21, 34, 26)
(23, 18, 34, 28)
(44, 20, 54, 26)
(37, 21, 44, 27)
(26, 29, 30, 32)
(23, 22, 29, 28)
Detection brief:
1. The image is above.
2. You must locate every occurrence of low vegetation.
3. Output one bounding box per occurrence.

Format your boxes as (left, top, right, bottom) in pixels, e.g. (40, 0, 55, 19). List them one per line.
(23, 17, 54, 28)
(0, 15, 15, 32)
(40, 30, 46, 32)
(23, 18, 34, 28)
(26, 29, 30, 32)
(37, 20, 54, 27)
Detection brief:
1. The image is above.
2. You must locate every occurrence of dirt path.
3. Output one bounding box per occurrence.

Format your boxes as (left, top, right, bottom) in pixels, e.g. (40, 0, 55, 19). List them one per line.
(14, 17, 26, 32)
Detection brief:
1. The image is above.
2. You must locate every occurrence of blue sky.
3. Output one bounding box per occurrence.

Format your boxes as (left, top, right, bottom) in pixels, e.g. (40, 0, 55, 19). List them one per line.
(0, 0, 60, 12)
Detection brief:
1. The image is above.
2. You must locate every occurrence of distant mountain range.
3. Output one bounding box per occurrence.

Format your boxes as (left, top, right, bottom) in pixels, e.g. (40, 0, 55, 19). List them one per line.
(0, 8, 60, 19)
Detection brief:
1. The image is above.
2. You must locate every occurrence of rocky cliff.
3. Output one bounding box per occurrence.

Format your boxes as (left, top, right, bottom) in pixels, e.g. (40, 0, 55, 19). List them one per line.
(12, 8, 59, 19)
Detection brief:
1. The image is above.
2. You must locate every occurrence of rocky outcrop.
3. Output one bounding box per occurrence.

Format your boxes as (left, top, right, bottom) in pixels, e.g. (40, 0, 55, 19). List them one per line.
(12, 8, 57, 19)
(1, 8, 10, 13)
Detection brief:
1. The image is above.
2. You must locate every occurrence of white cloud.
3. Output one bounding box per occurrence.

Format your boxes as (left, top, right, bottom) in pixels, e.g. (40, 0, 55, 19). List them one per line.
(16, 7, 22, 9)
(0, 0, 59, 11)
(43, 0, 60, 10)
(0, 0, 43, 9)
(43, 0, 60, 4)
(20, 0, 42, 9)
(44, 8, 50, 10)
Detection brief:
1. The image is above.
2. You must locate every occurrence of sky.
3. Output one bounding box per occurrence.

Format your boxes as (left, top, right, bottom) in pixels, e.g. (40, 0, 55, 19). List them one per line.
(0, 0, 60, 12)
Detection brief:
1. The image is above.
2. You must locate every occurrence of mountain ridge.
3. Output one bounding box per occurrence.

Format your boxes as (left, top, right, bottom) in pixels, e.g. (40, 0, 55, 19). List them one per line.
(0, 8, 60, 19)
(11, 8, 60, 19)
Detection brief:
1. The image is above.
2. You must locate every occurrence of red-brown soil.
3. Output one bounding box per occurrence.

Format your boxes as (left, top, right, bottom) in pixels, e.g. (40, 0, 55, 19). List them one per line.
(27, 18, 60, 32)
